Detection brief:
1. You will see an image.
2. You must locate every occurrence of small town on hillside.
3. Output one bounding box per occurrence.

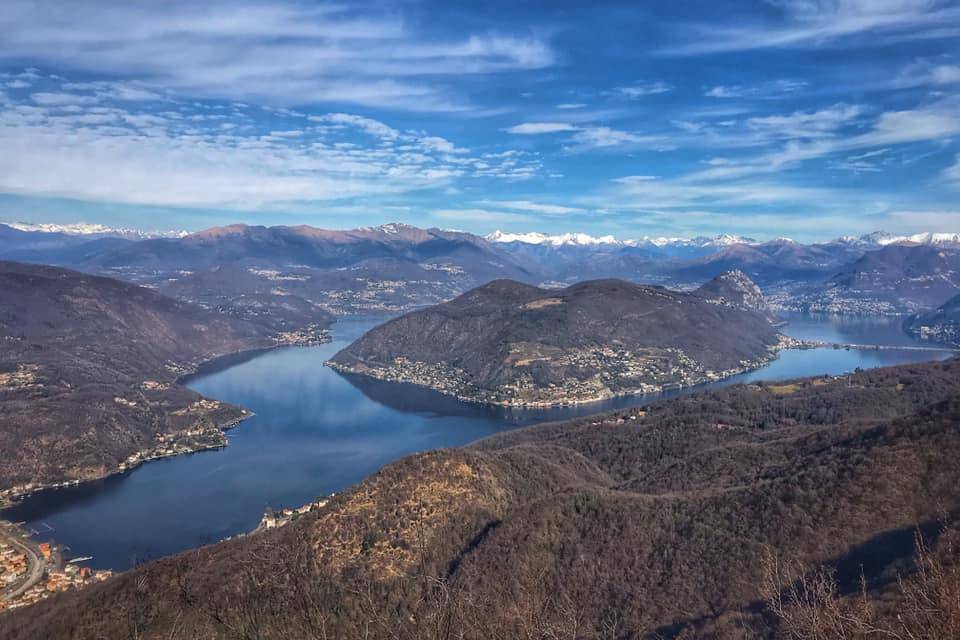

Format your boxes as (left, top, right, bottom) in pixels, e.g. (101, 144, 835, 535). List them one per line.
(0, 521, 111, 613)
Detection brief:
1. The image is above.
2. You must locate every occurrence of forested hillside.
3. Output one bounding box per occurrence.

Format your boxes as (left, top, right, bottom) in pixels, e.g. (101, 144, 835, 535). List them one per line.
(5, 358, 959, 639)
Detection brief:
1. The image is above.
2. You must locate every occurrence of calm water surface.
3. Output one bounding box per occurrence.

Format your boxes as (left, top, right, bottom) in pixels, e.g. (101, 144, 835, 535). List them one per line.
(2, 313, 952, 570)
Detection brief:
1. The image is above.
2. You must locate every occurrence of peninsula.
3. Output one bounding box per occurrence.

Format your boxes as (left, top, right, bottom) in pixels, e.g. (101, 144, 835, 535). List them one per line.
(328, 273, 783, 406)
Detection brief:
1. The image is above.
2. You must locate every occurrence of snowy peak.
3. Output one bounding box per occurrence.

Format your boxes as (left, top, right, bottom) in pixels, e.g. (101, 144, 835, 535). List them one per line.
(5, 221, 187, 240)
(838, 231, 960, 247)
(486, 230, 622, 247)
(486, 230, 767, 248)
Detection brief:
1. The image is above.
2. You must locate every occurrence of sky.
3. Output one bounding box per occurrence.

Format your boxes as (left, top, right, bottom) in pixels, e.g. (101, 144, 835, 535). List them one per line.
(1, 0, 959, 241)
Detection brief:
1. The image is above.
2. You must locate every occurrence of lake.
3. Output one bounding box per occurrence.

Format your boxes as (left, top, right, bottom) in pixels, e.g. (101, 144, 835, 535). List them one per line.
(2, 313, 953, 570)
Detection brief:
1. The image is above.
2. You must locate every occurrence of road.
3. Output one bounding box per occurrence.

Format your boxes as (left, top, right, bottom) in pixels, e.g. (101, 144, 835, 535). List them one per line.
(0, 521, 46, 602)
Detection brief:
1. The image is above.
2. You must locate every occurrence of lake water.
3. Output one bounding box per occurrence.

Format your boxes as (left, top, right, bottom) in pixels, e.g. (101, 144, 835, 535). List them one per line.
(2, 313, 953, 570)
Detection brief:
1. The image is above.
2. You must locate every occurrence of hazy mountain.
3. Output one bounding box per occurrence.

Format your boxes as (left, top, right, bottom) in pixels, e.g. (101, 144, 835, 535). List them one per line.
(905, 293, 960, 347)
(826, 244, 960, 311)
(0, 262, 282, 494)
(82, 223, 511, 272)
(2, 221, 187, 240)
(329, 274, 780, 406)
(8, 359, 960, 639)
(62, 223, 535, 315)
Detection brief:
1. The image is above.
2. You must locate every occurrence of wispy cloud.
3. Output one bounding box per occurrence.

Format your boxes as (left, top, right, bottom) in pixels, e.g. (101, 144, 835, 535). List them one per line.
(705, 79, 808, 99)
(664, 0, 960, 55)
(617, 82, 673, 98)
(430, 208, 524, 223)
(745, 103, 863, 139)
(0, 0, 555, 112)
(310, 113, 401, 140)
(505, 122, 577, 134)
(479, 200, 585, 215)
(566, 126, 671, 151)
(944, 154, 960, 183)
(683, 100, 960, 182)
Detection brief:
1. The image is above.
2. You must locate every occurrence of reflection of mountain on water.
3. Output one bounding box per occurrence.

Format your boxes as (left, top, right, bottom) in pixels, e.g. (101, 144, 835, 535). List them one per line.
(332, 369, 503, 422)
(1, 471, 128, 524)
(332, 368, 678, 427)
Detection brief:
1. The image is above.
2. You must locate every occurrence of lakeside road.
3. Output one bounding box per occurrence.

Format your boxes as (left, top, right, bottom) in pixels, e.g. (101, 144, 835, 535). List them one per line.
(0, 520, 49, 602)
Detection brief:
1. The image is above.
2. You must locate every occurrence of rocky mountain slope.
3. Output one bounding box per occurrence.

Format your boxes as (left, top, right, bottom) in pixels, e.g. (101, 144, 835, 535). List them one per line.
(6, 358, 960, 639)
(0, 262, 323, 497)
(329, 273, 781, 406)
(692, 268, 767, 312)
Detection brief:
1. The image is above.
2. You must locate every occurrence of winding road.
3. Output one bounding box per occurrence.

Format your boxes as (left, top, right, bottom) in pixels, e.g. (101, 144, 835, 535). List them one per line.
(0, 521, 46, 602)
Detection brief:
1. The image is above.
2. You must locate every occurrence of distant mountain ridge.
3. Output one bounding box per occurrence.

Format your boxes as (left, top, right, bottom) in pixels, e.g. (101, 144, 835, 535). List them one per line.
(486, 228, 960, 248)
(3, 221, 187, 240)
(329, 272, 781, 406)
(4, 221, 959, 316)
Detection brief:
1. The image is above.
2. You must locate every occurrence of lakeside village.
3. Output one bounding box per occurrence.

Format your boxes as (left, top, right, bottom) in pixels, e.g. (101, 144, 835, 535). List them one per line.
(1, 522, 112, 613)
(256, 494, 334, 533)
(329, 334, 820, 408)
(272, 324, 332, 346)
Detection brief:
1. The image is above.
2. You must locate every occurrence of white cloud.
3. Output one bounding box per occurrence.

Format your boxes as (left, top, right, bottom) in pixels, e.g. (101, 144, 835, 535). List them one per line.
(0, 0, 555, 112)
(31, 92, 99, 106)
(618, 82, 673, 98)
(896, 61, 960, 88)
(746, 103, 863, 139)
(705, 85, 753, 99)
(309, 113, 400, 140)
(0, 79, 540, 209)
(567, 126, 670, 151)
(705, 79, 809, 99)
(505, 122, 577, 134)
(556, 103, 586, 109)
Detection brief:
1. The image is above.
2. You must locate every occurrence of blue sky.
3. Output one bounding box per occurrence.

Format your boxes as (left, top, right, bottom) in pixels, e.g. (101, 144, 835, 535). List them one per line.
(1, 0, 959, 241)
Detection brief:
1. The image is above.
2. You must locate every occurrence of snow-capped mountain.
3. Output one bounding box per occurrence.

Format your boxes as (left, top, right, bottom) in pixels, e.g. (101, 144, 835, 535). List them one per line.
(486, 230, 761, 248)
(5, 221, 188, 240)
(486, 230, 622, 246)
(834, 231, 960, 247)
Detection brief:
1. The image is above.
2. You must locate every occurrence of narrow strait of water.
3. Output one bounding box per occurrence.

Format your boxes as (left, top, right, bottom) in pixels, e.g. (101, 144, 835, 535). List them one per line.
(2, 313, 952, 570)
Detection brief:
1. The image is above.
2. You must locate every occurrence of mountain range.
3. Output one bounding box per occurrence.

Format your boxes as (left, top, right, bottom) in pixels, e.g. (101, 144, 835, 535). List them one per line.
(2, 222, 959, 316)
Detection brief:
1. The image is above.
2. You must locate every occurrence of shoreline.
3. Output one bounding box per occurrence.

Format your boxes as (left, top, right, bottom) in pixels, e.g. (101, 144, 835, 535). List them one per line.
(326, 339, 802, 410)
(1, 328, 333, 510)
(0, 410, 256, 510)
